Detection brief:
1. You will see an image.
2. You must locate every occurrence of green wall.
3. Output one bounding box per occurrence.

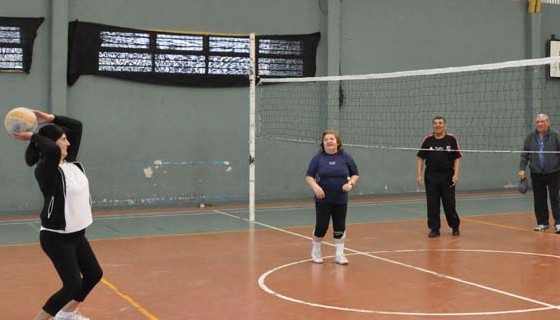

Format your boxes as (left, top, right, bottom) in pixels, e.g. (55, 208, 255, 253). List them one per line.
(0, 0, 559, 213)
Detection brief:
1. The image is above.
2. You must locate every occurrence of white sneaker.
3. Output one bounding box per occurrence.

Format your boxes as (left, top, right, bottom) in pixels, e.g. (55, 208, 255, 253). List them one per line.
(534, 224, 549, 231)
(335, 254, 349, 265)
(311, 247, 323, 263)
(54, 310, 90, 320)
(555, 225, 560, 234)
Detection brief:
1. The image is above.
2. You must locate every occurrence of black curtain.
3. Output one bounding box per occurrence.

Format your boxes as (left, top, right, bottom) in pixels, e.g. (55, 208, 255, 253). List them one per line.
(67, 20, 320, 87)
(0, 17, 44, 73)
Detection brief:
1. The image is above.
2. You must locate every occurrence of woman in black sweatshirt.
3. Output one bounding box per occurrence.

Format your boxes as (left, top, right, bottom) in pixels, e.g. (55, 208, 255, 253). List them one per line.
(11, 110, 102, 320)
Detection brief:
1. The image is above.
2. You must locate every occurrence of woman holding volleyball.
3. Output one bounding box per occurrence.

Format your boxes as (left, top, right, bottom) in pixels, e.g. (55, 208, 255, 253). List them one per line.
(11, 110, 102, 320)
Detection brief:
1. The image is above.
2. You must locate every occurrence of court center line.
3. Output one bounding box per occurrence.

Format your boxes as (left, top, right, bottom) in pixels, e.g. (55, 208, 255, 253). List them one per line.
(214, 209, 560, 312)
(101, 278, 160, 320)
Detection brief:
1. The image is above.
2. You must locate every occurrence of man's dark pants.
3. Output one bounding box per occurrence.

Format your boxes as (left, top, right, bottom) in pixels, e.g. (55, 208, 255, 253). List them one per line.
(425, 171, 460, 231)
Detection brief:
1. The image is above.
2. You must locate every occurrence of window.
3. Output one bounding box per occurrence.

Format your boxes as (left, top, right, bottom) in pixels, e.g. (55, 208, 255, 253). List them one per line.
(0, 26, 25, 70)
(68, 21, 320, 87)
(0, 17, 44, 73)
(258, 39, 305, 77)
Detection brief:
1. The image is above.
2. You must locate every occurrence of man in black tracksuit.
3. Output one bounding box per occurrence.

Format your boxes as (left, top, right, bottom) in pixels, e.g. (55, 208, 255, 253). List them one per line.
(417, 116, 463, 238)
(519, 113, 560, 233)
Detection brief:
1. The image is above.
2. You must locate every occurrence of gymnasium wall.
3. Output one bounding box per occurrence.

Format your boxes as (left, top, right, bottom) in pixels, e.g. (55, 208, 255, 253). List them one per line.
(0, 0, 559, 213)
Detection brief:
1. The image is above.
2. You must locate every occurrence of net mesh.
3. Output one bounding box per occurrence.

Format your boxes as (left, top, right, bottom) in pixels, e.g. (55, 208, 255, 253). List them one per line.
(257, 58, 560, 152)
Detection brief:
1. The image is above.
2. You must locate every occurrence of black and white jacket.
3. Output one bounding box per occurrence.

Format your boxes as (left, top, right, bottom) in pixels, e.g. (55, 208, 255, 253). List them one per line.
(30, 115, 90, 231)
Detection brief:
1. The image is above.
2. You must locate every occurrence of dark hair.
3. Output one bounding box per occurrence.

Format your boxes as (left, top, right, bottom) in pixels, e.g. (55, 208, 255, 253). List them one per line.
(432, 116, 446, 123)
(320, 130, 343, 153)
(25, 124, 66, 166)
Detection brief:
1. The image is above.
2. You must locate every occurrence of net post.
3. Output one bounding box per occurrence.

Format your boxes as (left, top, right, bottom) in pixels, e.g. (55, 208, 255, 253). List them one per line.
(327, 0, 341, 130)
(249, 32, 256, 222)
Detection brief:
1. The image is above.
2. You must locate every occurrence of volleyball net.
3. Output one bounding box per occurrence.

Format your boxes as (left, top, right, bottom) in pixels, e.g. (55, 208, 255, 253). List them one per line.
(257, 57, 560, 153)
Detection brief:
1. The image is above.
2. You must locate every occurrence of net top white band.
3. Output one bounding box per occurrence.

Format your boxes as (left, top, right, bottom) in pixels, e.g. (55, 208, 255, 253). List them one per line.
(260, 56, 560, 84)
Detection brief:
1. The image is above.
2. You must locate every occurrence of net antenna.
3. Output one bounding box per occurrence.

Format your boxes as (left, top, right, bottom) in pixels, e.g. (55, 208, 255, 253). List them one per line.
(257, 57, 560, 154)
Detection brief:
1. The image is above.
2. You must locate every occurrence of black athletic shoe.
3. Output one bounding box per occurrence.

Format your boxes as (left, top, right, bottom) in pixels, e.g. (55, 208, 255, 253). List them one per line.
(428, 229, 440, 238)
(452, 228, 460, 236)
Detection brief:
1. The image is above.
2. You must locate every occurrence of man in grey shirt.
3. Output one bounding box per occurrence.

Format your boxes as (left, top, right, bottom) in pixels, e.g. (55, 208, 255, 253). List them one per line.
(519, 114, 560, 233)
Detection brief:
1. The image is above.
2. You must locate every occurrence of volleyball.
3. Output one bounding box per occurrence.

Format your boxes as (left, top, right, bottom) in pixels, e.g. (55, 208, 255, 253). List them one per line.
(4, 107, 37, 134)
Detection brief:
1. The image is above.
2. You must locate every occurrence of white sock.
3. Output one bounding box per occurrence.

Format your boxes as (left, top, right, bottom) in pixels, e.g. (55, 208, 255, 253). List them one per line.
(335, 243, 345, 256)
(312, 241, 321, 251)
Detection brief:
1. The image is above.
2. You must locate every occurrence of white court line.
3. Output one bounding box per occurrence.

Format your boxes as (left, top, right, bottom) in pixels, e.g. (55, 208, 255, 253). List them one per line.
(0, 211, 217, 226)
(26, 222, 40, 232)
(258, 250, 559, 316)
(0, 192, 528, 225)
(93, 211, 216, 220)
(224, 193, 530, 214)
(214, 210, 560, 316)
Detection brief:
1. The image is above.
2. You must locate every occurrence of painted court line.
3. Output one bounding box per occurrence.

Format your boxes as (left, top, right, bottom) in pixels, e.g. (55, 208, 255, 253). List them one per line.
(0, 196, 534, 318)
(0, 211, 216, 226)
(462, 217, 560, 236)
(258, 250, 559, 316)
(26, 222, 40, 232)
(214, 210, 560, 316)
(101, 278, 159, 319)
(224, 193, 530, 214)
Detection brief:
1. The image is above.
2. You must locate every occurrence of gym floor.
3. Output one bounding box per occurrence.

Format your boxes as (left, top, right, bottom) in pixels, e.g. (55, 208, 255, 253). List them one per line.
(2, 192, 560, 319)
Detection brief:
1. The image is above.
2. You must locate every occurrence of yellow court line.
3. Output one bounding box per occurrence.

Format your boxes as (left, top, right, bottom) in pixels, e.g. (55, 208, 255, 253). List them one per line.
(464, 210, 531, 218)
(462, 217, 560, 237)
(101, 278, 159, 320)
